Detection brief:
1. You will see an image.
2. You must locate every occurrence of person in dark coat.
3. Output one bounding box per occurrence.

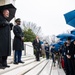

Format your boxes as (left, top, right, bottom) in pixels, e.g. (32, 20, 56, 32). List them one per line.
(63, 42, 71, 75)
(51, 45, 56, 66)
(13, 18, 24, 64)
(0, 9, 13, 67)
(44, 42, 49, 59)
(66, 37, 75, 75)
(69, 40, 75, 75)
(32, 36, 41, 61)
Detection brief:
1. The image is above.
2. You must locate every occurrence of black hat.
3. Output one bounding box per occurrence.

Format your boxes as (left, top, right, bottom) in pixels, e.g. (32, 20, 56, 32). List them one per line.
(15, 18, 21, 22)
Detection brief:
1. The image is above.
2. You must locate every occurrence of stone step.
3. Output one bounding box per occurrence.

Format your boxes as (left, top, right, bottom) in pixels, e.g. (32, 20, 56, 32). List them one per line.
(0, 54, 65, 75)
(24, 59, 49, 75)
(51, 66, 58, 75)
(51, 61, 66, 75)
(1, 58, 46, 75)
(39, 60, 52, 75)
(0, 55, 36, 75)
(7, 55, 35, 64)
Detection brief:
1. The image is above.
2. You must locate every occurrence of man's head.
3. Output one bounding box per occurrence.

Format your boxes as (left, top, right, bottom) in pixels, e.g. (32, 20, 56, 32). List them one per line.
(15, 18, 21, 25)
(36, 36, 39, 39)
(67, 37, 71, 44)
(2, 9, 9, 18)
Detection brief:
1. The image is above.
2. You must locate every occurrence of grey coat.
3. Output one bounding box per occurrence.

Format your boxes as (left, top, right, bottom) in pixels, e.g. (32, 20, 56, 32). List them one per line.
(0, 15, 12, 56)
(13, 25, 24, 50)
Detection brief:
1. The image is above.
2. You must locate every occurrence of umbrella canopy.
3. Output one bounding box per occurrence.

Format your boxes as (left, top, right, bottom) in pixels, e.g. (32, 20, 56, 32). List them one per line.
(40, 41, 43, 44)
(64, 10, 75, 27)
(71, 29, 75, 35)
(52, 43, 60, 51)
(0, 4, 16, 22)
(57, 41, 64, 45)
(56, 33, 75, 40)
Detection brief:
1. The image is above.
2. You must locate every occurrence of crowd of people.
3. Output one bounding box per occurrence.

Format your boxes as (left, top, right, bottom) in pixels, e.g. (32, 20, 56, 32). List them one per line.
(0, 4, 75, 75)
(32, 36, 75, 75)
(0, 6, 50, 69)
(50, 37, 75, 75)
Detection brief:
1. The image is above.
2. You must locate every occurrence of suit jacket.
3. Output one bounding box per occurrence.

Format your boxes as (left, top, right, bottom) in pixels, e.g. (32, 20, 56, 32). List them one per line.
(32, 39, 41, 50)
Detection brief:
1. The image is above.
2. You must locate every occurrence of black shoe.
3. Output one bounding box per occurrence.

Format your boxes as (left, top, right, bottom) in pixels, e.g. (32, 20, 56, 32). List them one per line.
(36, 59, 40, 61)
(18, 61, 24, 63)
(0, 64, 5, 69)
(13, 62, 18, 64)
(2, 65, 10, 68)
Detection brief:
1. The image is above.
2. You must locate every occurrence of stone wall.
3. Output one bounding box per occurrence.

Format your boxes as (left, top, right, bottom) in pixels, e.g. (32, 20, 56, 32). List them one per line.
(24, 42, 34, 56)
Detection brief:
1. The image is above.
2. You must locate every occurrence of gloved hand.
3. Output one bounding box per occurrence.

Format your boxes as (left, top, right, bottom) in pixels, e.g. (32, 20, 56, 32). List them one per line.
(9, 23, 13, 30)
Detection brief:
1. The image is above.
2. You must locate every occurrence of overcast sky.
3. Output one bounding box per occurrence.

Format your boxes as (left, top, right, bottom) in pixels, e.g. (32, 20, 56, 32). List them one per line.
(15, 0, 75, 36)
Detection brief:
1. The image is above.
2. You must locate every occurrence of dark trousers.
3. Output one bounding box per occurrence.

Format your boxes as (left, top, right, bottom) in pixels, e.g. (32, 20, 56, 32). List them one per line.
(45, 52, 49, 59)
(0, 56, 7, 65)
(52, 53, 55, 63)
(64, 57, 70, 75)
(35, 50, 40, 61)
(14, 50, 22, 63)
(67, 59, 75, 75)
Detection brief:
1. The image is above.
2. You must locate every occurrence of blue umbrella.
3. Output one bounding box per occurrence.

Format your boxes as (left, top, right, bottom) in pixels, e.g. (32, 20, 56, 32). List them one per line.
(40, 41, 43, 44)
(71, 29, 75, 35)
(64, 10, 75, 27)
(56, 33, 75, 40)
(57, 41, 64, 45)
(52, 43, 61, 51)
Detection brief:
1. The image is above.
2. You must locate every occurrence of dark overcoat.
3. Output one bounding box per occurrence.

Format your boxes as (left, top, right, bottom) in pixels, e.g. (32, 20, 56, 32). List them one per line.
(32, 39, 41, 50)
(13, 25, 24, 50)
(0, 15, 11, 56)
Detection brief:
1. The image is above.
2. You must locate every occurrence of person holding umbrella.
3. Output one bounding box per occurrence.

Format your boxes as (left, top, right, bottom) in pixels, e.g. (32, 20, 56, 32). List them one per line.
(0, 4, 16, 68)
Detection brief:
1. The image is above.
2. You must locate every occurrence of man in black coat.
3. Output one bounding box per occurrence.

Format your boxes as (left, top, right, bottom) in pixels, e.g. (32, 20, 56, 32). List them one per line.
(32, 36, 41, 61)
(66, 37, 75, 75)
(13, 18, 24, 64)
(44, 42, 49, 59)
(0, 9, 13, 67)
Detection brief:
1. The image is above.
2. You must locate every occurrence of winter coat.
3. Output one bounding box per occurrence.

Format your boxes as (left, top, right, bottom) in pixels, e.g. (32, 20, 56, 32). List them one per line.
(13, 25, 24, 50)
(0, 15, 12, 56)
